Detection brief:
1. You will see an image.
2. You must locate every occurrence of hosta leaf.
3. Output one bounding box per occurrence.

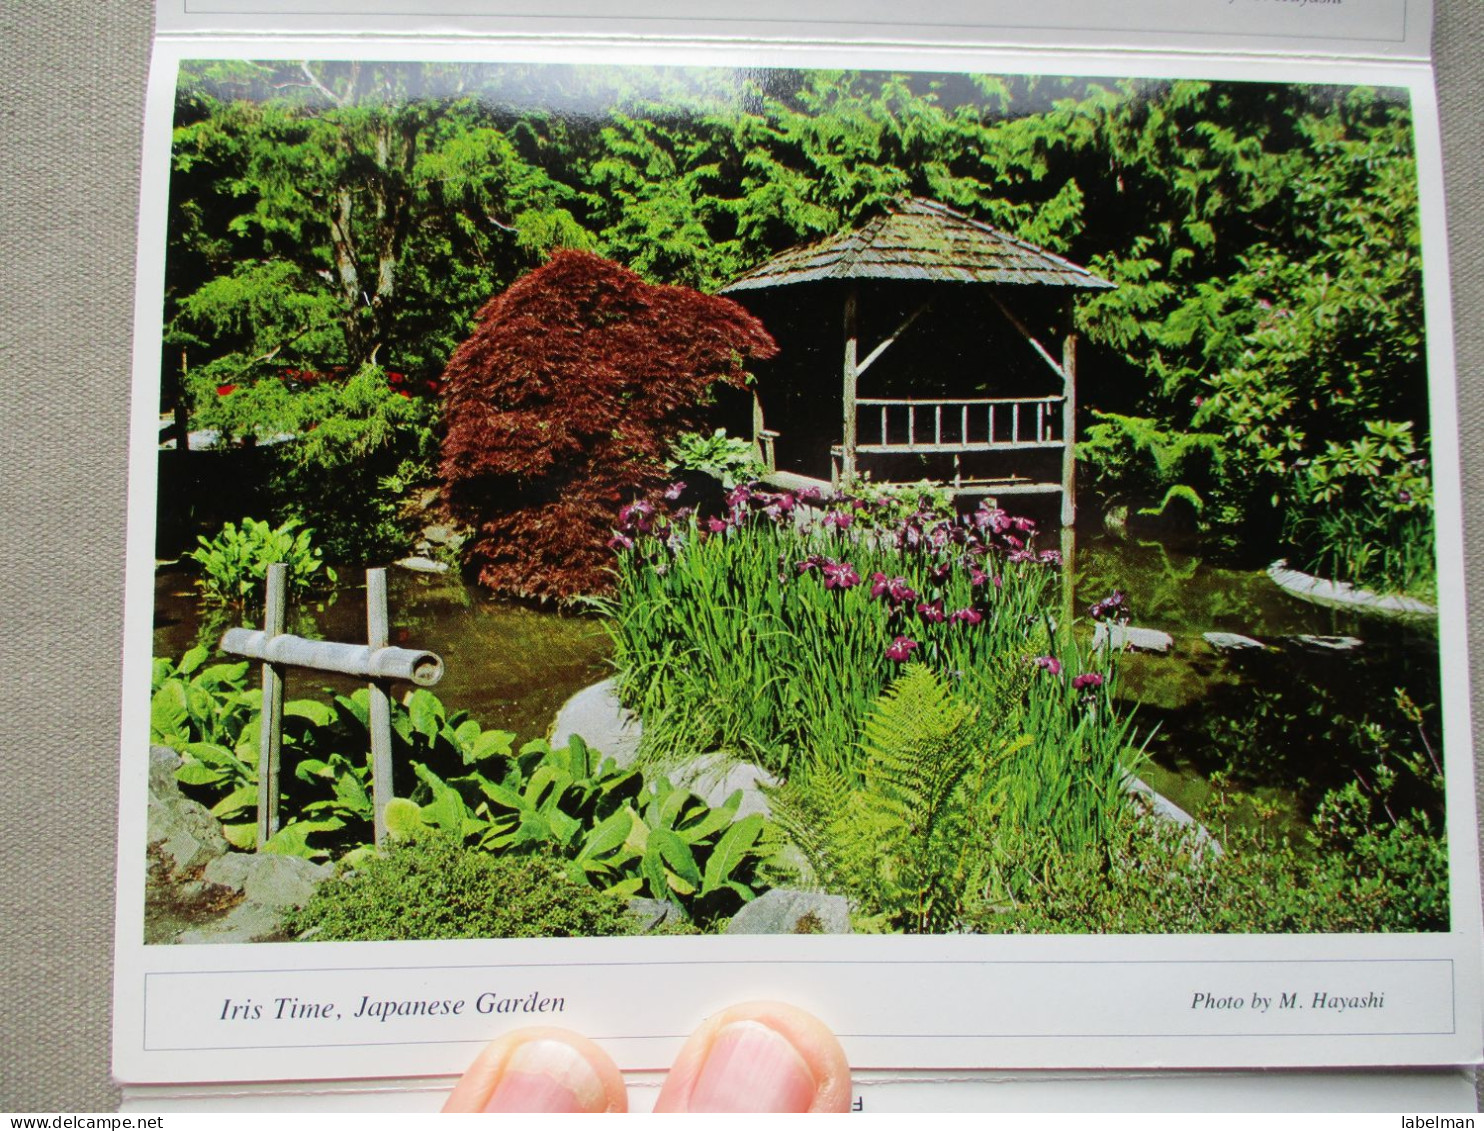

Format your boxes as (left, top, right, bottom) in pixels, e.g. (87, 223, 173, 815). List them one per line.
(601, 876, 644, 900)
(545, 807, 581, 847)
(185, 741, 247, 771)
(285, 699, 335, 727)
(468, 727, 515, 764)
(513, 809, 551, 845)
(262, 817, 343, 858)
(578, 809, 634, 862)
(222, 823, 256, 850)
(335, 692, 369, 728)
(679, 791, 743, 843)
(333, 771, 371, 815)
(178, 645, 209, 675)
(200, 661, 250, 685)
(176, 761, 225, 787)
(649, 827, 702, 891)
(477, 778, 530, 813)
(150, 682, 189, 742)
(210, 784, 258, 819)
(701, 814, 764, 896)
(407, 689, 444, 741)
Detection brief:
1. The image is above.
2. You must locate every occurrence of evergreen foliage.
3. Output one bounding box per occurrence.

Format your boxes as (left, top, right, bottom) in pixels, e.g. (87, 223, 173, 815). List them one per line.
(165, 63, 1429, 587)
(284, 834, 642, 941)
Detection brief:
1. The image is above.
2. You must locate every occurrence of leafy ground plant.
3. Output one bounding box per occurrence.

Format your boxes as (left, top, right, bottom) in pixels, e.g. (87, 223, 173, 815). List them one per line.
(149, 659, 778, 928)
(186, 516, 335, 609)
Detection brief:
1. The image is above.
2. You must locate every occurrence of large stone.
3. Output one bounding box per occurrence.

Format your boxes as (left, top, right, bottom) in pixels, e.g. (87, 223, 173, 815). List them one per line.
(726, 889, 851, 935)
(176, 901, 287, 945)
(393, 555, 449, 574)
(1125, 776, 1221, 857)
(1093, 622, 1174, 654)
(1267, 559, 1436, 620)
(671, 754, 778, 819)
(1202, 632, 1266, 652)
(550, 679, 643, 769)
(147, 793, 230, 878)
(205, 852, 332, 909)
(149, 745, 183, 799)
(628, 898, 685, 932)
(1290, 634, 1363, 653)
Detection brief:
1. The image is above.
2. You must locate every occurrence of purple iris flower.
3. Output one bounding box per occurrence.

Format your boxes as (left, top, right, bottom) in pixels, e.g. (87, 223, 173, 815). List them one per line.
(822, 561, 861, 589)
(885, 636, 918, 662)
(916, 600, 946, 624)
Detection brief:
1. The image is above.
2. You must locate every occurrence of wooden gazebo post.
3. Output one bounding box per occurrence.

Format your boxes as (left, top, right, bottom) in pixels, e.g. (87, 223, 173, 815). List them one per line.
(1061, 296, 1078, 527)
(841, 283, 860, 485)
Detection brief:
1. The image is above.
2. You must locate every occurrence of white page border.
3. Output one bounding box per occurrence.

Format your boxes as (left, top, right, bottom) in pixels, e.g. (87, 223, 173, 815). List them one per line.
(114, 34, 1484, 1085)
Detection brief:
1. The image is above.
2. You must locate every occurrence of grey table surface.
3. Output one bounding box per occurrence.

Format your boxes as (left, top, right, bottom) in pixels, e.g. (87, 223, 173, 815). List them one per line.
(2, 0, 1482, 1111)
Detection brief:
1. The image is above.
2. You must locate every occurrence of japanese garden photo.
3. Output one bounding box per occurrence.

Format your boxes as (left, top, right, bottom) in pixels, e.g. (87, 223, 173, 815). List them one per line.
(144, 60, 1451, 943)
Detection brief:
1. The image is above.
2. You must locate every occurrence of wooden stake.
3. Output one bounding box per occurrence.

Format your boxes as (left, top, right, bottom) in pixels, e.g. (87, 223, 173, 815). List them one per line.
(256, 563, 287, 848)
(366, 567, 393, 847)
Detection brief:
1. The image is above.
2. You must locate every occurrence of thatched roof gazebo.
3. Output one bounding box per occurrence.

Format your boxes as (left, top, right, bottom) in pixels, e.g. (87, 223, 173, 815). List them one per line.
(719, 196, 1113, 523)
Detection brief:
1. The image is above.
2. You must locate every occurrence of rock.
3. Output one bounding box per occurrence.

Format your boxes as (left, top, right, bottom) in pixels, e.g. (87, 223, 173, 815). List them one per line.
(1267, 559, 1436, 620)
(394, 555, 449, 574)
(628, 898, 685, 932)
(1202, 632, 1266, 652)
(1125, 776, 1221, 857)
(1289, 634, 1363, 653)
(149, 745, 183, 798)
(1093, 623, 1174, 654)
(550, 679, 643, 769)
(205, 852, 332, 909)
(670, 754, 778, 819)
(146, 744, 230, 878)
(147, 792, 230, 879)
(725, 889, 852, 935)
(176, 901, 287, 945)
(421, 522, 459, 547)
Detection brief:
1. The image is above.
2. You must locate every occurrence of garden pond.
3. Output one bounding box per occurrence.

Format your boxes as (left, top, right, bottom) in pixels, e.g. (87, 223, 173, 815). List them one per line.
(153, 527, 1444, 832)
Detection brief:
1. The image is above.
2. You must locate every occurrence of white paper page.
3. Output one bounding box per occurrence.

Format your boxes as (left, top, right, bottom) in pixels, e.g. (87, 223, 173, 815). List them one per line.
(115, 0, 1482, 1102)
(152, 0, 1431, 59)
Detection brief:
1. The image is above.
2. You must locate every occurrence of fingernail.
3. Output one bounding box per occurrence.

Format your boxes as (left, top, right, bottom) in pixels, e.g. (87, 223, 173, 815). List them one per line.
(481, 1038, 608, 1113)
(688, 1019, 817, 1112)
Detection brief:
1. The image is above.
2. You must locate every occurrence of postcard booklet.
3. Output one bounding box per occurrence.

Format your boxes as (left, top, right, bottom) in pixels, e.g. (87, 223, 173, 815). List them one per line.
(114, 0, 1484, 1103)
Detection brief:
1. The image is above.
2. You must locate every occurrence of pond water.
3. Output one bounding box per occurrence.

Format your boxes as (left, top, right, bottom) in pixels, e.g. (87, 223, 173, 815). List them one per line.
(153, 564, 612, 743)
(1071, 529, 1441, 825)
(153, 528, 1443, 826)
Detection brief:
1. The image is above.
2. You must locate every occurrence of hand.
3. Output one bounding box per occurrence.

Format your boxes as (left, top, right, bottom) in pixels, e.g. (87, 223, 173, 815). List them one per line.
(442, 1000, 851, 1113)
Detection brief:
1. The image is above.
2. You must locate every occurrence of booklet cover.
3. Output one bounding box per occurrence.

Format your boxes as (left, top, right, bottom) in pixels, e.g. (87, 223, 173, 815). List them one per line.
(114, 0, 1483, 1088)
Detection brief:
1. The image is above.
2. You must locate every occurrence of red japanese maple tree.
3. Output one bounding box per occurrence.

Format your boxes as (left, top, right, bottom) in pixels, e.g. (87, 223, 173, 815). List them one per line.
(440, 251, 776, 600)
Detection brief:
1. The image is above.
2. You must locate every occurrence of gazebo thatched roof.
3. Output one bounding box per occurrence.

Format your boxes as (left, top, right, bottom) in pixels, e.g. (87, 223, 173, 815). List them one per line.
(719, 196, 1114, 293)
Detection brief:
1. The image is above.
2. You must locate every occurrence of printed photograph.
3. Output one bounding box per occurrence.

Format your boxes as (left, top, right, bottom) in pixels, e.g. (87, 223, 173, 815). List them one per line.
(144, 60, 1449, 944)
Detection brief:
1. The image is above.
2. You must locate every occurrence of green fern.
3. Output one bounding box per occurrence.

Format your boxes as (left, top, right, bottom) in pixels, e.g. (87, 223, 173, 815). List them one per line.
(770, 665, 1010, 932)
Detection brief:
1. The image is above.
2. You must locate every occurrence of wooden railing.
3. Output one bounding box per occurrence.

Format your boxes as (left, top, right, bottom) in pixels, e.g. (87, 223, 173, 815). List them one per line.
(856, 396, 1064, 452)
